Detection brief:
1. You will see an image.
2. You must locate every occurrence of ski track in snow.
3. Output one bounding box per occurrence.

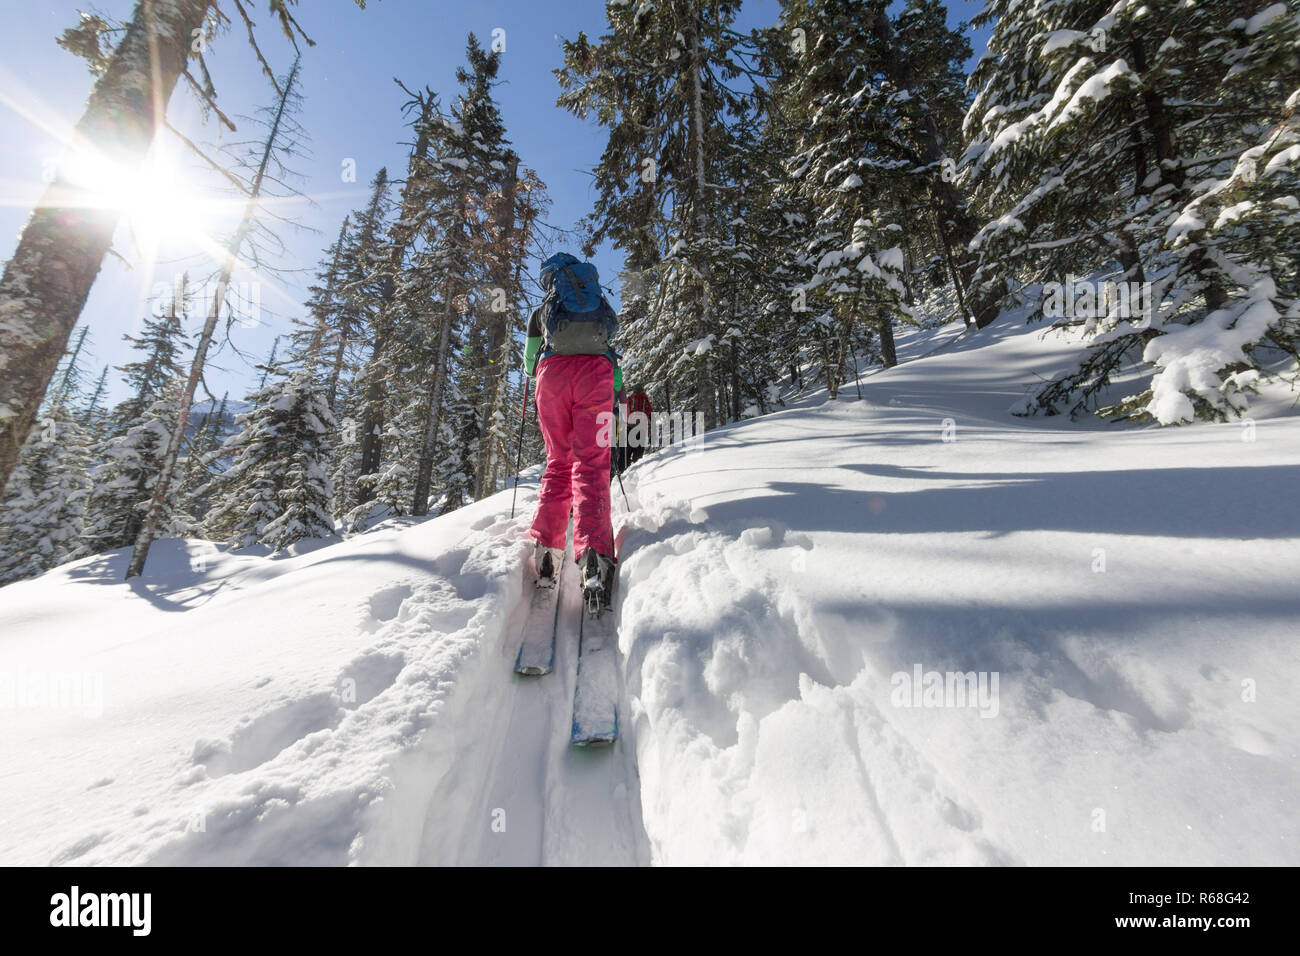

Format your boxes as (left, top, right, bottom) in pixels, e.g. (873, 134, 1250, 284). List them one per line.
(402, 553, 648, 866)
(0, 498, 650, 866)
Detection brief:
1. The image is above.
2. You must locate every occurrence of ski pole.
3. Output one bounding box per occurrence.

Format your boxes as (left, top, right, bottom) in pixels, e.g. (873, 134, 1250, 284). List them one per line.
(510, 376, 531, 519)
(614, 468, 629, 512)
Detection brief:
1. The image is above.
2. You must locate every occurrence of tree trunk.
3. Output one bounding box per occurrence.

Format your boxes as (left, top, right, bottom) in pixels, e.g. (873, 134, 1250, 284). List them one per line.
(355, 324, 389, 487)
(687, 17, 716, 429)
(308, 216, 351, 369)
(730, 339, 741, 421)
(125, 54, 298, 580)
(475, 159, 517, 499)
(1129, 36, 1225, 312)
(411, 293, 454, 516)
(0, 0, 213, 497)
(331, 174, 392, 412)
(411, 168, 467, 516)
(357, 120, 433, 502)
(879, 315, 898, 368)
(823, 332, 837, 400)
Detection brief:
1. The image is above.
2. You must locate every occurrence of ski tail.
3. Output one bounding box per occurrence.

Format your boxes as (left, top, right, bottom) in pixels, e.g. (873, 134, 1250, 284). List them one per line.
(514, 551, 566, 676)
(570, 561, 619, 746)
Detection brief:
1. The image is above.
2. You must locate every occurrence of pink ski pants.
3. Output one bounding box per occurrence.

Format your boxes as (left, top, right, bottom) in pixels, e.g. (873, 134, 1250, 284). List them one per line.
(529, 354, 614, 559)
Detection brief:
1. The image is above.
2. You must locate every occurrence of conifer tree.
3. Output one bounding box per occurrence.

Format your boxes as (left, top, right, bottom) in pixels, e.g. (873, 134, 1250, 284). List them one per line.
(0, 384, 95, 585)
(204, 368, 336, 551)
(963, 0, 1300, 422)
(79, 385, 182, 556)
(77, 297, 189, 556)
(557, 0, 749, 428)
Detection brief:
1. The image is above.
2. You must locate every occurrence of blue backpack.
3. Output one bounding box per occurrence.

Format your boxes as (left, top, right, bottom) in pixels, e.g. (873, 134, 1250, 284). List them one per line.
(539, 252, 619, 356)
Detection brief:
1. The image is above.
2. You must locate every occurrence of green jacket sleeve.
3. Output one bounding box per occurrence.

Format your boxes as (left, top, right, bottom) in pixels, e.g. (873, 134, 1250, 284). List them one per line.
(524, 334, 542, 377)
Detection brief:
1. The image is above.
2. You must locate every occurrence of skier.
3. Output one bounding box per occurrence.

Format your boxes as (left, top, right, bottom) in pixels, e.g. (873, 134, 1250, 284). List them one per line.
(623, 385, 652, 468)
(524, 252, 622, 612)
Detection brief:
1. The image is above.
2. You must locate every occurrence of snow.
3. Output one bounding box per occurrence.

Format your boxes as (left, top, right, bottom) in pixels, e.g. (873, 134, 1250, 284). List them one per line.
(1048, 60, 1133, 132)
(1041, 30, 1087, 55)
(2, 319, 1297, 866)
(1165, 208, 1205, 245)
(687, 335, 714, 356)
(1244, 3, 1288, 35)
(1142, 279, 1283, 423)
(1264, 144, 1300, 176)
(1213, 200, 1255, 229)
(616, 320, 1299, 864)
(876, 246, 904, 272)
(0, 507, 646, 866)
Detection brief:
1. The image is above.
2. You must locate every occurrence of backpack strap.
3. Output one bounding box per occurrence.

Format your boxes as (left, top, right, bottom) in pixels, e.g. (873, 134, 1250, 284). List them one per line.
(539, 291, 559, 359)
(560, 264, 595, 311)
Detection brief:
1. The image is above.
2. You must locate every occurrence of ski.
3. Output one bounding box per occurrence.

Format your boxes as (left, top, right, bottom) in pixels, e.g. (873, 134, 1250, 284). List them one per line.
(513, 551, 565, 676)
(570, 571, 619, 746)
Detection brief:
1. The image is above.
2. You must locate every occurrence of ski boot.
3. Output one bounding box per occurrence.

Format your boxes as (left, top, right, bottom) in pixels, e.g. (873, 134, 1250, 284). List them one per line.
(579, 548, 616, 616)
(533, 541, 562, 588)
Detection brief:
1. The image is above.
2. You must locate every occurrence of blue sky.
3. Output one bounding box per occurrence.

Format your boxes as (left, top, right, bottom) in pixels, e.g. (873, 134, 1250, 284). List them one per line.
(0, 0, 991, 406)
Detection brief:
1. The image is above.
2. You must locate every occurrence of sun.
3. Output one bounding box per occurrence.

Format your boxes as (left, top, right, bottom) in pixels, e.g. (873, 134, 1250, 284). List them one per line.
(56, 140, 217, 251)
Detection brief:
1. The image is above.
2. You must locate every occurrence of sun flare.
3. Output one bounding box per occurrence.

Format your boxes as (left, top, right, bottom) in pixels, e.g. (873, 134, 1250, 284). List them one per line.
(56, 142, 216, 249)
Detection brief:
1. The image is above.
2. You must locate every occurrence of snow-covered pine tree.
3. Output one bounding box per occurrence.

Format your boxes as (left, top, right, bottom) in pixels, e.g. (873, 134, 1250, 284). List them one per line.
(434, 36, 523, 503)
(79, 385, 182, 557)
(175, 392, 229, 530)
(484, 168, 546, 494)
(348, 381, 420, 526)
(332, 171, 392, 419)
(325, 174, 391, 520)
(557, 0, 750, 430)
(473, 156, 520, 500)
(402, 240, 456, 521)
(354, 90, 439, 502)
(0, 366, 95, 586)
(296, 215, 352, 382)
(405, 56, 485, 516)
(328, 384, 365, 525)
(0, 405, 94, 585)
(111, 290, 191, 431)
(767, 0, 976, 396)
(963, 0, 1300, 422)
(203, 368, 336, 551)
(722, 23, 813, 405)
(687, 68, 787, 419)
(433, 376, 476, 514)
(338, 309, 431, 532)
(77, 297, 189, 556)
(257, 372, 336, 552)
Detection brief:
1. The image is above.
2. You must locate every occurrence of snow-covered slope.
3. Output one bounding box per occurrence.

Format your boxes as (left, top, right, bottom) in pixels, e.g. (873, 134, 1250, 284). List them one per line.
(0, 505, 647, 866)
(618, 318, 1300, 864)
(1, 317, 1296, 866)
